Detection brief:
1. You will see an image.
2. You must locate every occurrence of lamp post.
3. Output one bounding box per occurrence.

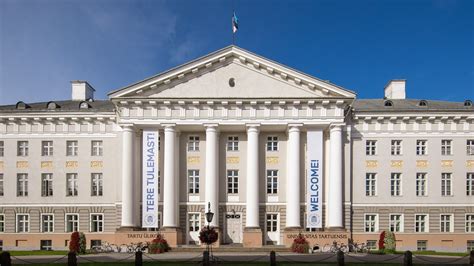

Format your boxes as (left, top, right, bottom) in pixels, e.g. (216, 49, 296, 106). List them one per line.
(206, 202, 214, 229)
(205, 202, 214, 254)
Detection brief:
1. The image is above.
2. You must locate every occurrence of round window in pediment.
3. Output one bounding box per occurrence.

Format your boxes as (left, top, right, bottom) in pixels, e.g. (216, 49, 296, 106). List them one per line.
(229, 78, 235, 87)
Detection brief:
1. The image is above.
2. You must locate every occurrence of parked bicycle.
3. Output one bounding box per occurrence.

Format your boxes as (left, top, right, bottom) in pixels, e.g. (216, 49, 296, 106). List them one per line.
(323, 241, 349, 253)
(348, 241, 368, 253)
(126, 242, 148, 253)
(91, 241, 119, 253)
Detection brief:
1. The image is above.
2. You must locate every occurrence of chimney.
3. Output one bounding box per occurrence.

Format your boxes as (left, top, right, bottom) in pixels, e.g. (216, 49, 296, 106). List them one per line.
(71, 80, 95, 101)
(384, 79, 406, 99)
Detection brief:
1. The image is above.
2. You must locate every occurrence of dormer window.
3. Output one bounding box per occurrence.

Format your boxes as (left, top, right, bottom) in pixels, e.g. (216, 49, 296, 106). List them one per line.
(418, 100, 428, 107)
(464, 100, 472, 107)
(79, 101, 90, 109)
(46, 101, 59, 109)
(16, 101, 29, 109)
(384, 100, 393, 107)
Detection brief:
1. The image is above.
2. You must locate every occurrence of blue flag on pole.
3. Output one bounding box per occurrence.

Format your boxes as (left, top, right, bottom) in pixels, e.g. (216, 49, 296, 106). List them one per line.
(232, 11, 239, 33)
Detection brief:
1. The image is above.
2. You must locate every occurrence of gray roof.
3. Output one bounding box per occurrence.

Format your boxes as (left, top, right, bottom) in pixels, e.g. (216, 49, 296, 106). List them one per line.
(0, 100, 115, 113)
(353, 99, 474, 113)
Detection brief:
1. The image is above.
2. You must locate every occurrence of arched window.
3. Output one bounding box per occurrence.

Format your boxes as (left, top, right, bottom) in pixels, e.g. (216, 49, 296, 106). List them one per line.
(46, 101, 59, 109)
(384, 100, 393, 107)
(79, 101, 90, 109)
(16, 101, 29, 109)
(418, 100, 428, 107)
(464, 100, 472, 107)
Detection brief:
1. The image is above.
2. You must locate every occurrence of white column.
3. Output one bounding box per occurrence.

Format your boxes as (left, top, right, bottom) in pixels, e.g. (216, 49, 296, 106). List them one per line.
(121, 125, 135, 227)
(163, 125, 177, 227)
(205, 124, 219, 227)
(246, 125, 260, 228)
(286, 125, 301, 228)
(328, 125, 343, 228)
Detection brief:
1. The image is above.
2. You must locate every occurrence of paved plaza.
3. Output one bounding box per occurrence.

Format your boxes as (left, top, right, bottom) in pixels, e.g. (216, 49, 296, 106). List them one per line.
(8, 251, 472, 265)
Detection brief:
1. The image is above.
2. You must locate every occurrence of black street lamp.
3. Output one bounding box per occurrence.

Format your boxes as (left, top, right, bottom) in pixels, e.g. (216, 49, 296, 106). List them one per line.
(205, 202, 214, 228)
(204, 202, 215, 258)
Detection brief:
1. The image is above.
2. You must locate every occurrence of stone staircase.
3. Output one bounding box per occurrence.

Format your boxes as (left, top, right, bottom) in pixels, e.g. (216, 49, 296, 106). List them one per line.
(171, 244, 290, 252)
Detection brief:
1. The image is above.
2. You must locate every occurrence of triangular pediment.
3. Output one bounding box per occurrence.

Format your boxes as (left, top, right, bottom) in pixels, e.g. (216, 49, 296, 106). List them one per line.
(108, 46, 355, 100)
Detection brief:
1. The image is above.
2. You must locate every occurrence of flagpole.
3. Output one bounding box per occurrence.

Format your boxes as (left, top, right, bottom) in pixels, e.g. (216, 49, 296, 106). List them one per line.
(232, 10, 235, 45)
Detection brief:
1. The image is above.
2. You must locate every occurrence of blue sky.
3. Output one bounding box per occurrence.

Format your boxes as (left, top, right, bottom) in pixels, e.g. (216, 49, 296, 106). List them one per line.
(1, 0, 473, 104)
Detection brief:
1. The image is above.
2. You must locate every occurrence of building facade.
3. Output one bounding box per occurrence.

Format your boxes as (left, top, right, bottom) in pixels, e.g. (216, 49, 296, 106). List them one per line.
(0, 46, 472, 252)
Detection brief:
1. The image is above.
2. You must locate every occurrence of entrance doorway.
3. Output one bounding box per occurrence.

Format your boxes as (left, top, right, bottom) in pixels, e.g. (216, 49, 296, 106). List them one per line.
(186, 213, 201, 245)
(265, 213, 280, 245)
(224, 212, 242, 244)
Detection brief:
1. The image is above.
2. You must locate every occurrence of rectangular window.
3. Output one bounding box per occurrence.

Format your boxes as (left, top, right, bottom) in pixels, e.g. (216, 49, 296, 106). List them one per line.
(0, 214, 4, 232)
(17, 141, 28, 156)
(466, 214, 474, 233)
(266, 170, 278, 194)
(467, 173, 474, 196)
(188, 170, 199, 194)
(416, 140, 427, 155)
(41, 214, 54, 233)
(66, 214, 79, 232)
(467, 140, 474, 155)
(66, 173, 78, 196)
(389, 214, 403, 232)
(468, 240, 474, 252)
(365, 173, 376, 196)
(227, 170, 239, 194)
(366, 140, 377, 155)
(266, 136, 278, 151)
(366, 240, 377, 250)
(417, 240, 427, 251)
(41, 141, 53, 156)
(187, 136, 199, 152)
(91, 141, 103, 156)
(90, 214, 104, 232)
(91, 240, 102, 249)
(41, 173, 53, 197)
(416, 173, 427, 197)
(390, 173, 402, 196)
(17, 173, 28, 197)
(364, 214, 377, 232)
(40, 240, 52, 251)
(266, 214, 278, 232)
(188, 213, 200, 232)
(16, 214, 29, 233)
(0, 174, 3, 196)
(441, 173, 452, 196)
(91, 173, 103, 196)
(440, 214, 453, 233)
(415, 214, 428, 233)
(227, 136, 239, 151)
(0, 141, 4, 157)
(391, 140, 402, 155)
(66, 141, 78, 156)
(441, 140, 452, 155)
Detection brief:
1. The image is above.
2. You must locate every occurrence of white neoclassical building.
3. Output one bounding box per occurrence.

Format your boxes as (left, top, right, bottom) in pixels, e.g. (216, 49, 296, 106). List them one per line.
(0, 46, 473, 252)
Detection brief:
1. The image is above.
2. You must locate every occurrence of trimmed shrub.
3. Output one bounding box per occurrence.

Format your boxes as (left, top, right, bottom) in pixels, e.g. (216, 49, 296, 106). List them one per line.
(378, 231, 386, 250)
(290, 233, 310, 253)
(69, 232, 86, 254)
(384, 231, 396, 253)
(79, 232, 86, 254)
(69, 232, 80, 253)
